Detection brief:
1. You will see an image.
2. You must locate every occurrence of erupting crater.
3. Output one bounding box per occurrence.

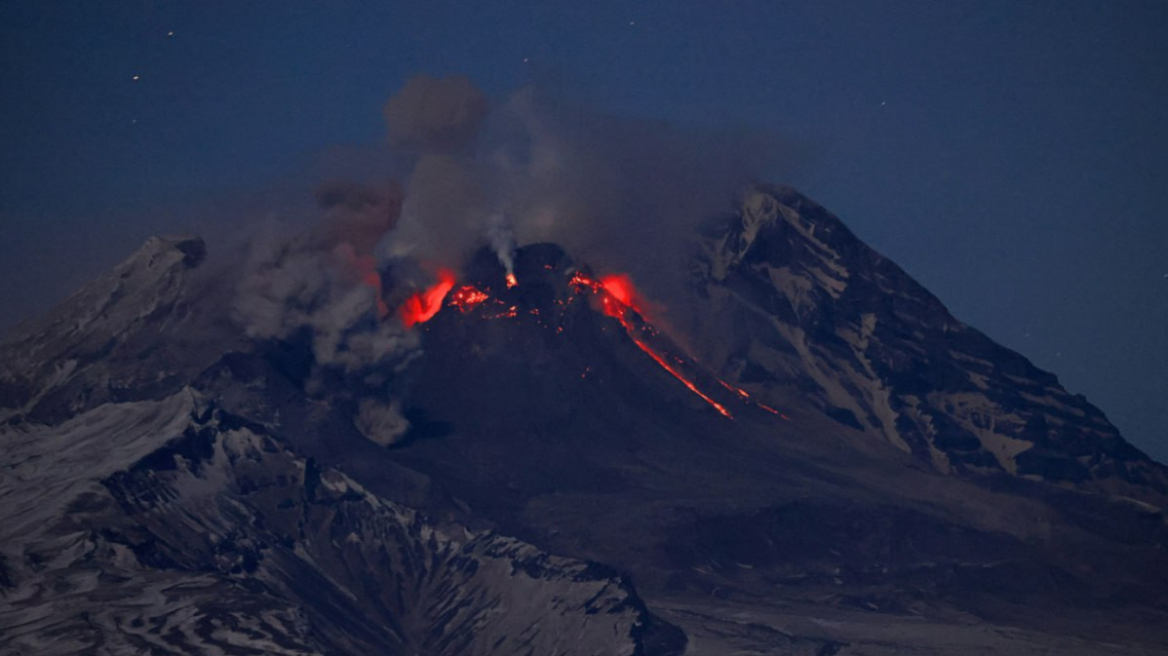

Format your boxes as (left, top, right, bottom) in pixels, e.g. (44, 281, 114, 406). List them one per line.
(396, 244, 785, 421)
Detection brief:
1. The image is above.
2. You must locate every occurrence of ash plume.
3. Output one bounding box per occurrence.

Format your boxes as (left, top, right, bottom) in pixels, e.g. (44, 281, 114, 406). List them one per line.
(386, 154, 489, 268)
(383, 74, 489, 155)
(232, 179, 419, 446)
(356, 398, 411, 447)
(313, 179, 403, 256)
(233, 180, 416, 373)
(489, 87, 776, 304)
(378, 75, 781, 317)
(233, 73, 781, 372)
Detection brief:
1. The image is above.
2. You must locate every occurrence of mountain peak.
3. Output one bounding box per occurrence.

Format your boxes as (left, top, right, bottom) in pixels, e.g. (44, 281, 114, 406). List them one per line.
(689, 185, 1168, 506)
(3, 234, 206, 343)
(135, 234, 207, 268)
(0, 234, 234, 426)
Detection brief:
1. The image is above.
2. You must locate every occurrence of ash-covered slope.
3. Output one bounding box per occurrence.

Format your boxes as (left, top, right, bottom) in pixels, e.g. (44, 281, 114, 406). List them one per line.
(687, 184, 1168, 506)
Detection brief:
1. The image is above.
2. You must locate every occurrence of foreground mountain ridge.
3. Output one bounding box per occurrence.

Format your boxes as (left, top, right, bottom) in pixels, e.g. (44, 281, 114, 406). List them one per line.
(0, 389, 682, 655)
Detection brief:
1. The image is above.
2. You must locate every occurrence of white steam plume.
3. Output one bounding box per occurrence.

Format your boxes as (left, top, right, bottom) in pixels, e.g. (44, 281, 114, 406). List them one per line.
(487, 213, 516, 275)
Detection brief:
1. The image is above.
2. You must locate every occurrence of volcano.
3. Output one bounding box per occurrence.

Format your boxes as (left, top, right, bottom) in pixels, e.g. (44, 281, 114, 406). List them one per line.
(2, 186, 1167, 655)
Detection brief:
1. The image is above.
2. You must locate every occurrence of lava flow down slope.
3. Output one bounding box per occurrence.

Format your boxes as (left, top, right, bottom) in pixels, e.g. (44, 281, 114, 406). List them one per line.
(2, 186, 1168, 655)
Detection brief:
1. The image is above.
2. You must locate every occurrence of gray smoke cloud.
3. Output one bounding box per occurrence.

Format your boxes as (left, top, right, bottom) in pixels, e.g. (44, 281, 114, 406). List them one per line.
(233, 237, 418, 372)
(383, 74, 489, 155)
(233, 180, 417, 374)
(486, 213, 516, 275)
(492, 88, 775, 296)
(232, 180, 419, 446)
(312, 179, 403, 255)
(386, 154, 489, 268)
(356, 398, 411, 447)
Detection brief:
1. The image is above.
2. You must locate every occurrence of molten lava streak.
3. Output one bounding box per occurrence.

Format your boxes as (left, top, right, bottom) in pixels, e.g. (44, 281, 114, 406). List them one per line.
(717, 379, 784, 417)
(400, 269, 456, 327)
(573, 271, 732, 418)
(629, 334, 733, 418)
(397, 266, 786, 420)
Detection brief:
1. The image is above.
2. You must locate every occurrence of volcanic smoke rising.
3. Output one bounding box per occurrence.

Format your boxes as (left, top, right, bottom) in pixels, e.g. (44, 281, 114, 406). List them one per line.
(229, 74, 782, 437)
(381, 76, 778, 312)
(234, 74, 780, 355)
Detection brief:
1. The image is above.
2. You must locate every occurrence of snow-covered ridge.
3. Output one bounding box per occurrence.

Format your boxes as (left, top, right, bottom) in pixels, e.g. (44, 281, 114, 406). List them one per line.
(0, 394, 680, 655)
(691, 184, 1168, 507)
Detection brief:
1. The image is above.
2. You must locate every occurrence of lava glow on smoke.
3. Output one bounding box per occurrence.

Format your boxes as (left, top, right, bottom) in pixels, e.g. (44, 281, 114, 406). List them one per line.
(336, 244, 389, 318)
(400, 269, 456, 327)
(598, 274, 638, 312)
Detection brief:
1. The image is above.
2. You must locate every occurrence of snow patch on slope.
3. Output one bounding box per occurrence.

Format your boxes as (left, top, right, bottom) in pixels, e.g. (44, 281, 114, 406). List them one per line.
(0, 390, 196, 551)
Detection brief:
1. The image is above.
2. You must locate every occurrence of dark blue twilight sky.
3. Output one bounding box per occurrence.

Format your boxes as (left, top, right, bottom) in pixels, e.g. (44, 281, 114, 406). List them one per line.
(2, 1, 1165, 461)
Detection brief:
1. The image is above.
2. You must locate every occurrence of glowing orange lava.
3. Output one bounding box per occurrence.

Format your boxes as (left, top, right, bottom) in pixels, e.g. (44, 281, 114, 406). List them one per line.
(718, 379, 784, 417)
(630, 335, 733, 418)
(449, 285, 490, 312)
(572, 270, 731, 418)
(569, 270, 601, 293)
(570, 269, 786, 420)
(600, 274, 633, 305)
(394, 264, 785, 421)
(400, 269, 456, 327)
